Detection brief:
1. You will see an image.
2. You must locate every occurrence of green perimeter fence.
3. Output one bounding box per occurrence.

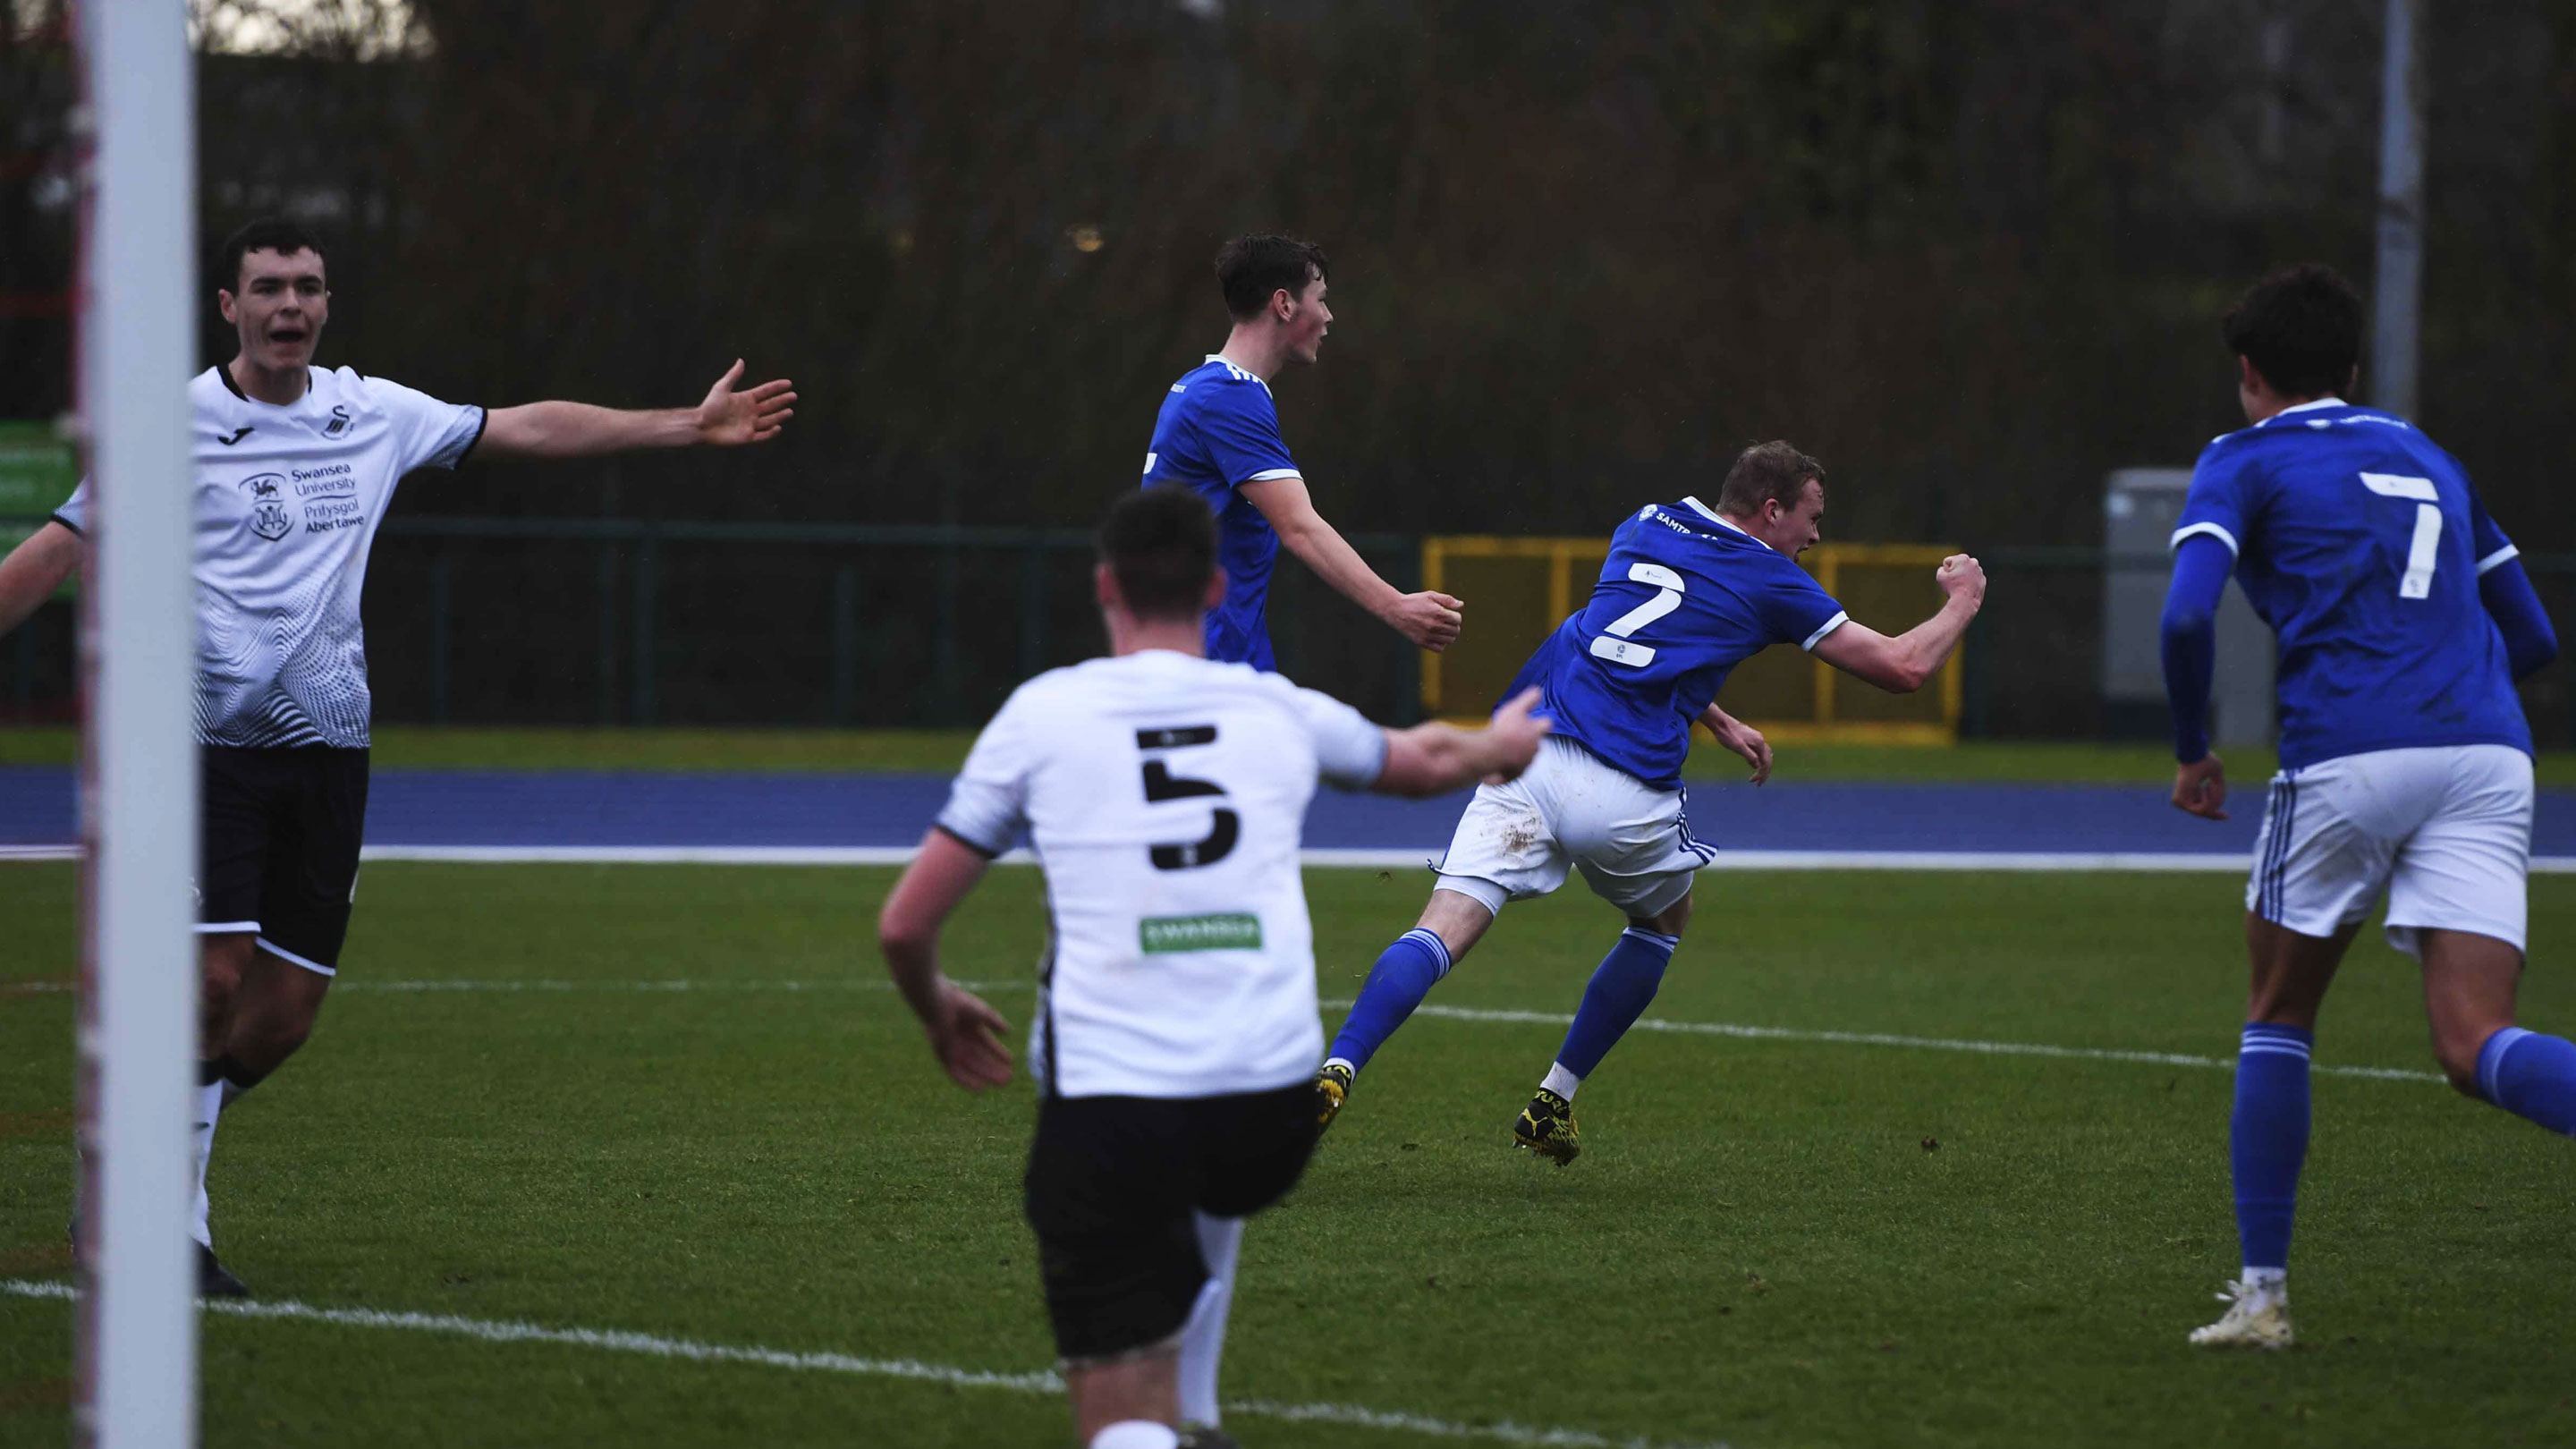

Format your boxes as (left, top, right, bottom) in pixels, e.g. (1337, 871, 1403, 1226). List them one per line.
(0, 516, 1428, 733)
(3, 516, 2572, 743)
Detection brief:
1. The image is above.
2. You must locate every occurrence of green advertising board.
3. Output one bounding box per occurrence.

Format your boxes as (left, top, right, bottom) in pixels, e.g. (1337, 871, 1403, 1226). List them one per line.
(0, 419, 80, 598)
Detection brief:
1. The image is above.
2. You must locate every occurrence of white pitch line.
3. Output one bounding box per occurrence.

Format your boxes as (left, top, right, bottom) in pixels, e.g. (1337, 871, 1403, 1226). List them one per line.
(0, 1279, 1724, 1449)
(1, 978, 1012, 996)
(362, 843, 945, 866)
(4, 843, 2247, 870)
(1393, 1004, 2447, 1083)
(333, 978, 1015, 995)
(4, 976, 2447, 1083)
(7, 841, 2576, 872)
(0, 843, 2336, 872)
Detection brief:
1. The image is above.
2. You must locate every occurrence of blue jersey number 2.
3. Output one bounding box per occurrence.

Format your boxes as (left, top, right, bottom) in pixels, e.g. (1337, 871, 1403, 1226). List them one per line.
(1587, 563, 1686, 668)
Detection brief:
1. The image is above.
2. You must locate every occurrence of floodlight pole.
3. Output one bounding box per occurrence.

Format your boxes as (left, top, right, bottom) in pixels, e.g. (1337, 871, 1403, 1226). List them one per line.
(2372, 0, 2425, 419)
(72, 1, 199, 1447)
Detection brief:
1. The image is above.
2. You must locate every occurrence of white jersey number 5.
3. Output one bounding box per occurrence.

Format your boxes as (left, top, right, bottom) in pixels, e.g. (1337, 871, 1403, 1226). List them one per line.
(2360, 472, 2442, 600)
(1588, 563, 1685, 668)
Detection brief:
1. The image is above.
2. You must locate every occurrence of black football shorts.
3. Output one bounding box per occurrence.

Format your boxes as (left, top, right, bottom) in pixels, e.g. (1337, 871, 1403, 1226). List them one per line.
(1021, 1083, 1318, 1364)
(198, 745, 370, 975)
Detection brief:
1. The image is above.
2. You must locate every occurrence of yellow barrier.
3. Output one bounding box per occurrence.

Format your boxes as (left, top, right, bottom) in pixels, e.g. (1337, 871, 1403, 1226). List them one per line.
(1419, 538, 1962, 744)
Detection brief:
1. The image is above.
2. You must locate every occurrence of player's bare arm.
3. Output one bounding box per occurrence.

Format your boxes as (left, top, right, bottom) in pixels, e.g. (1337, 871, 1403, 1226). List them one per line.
(1810, 554, 1985, 693)
(1700, 702, 1772, 784)
(1239, 474, 1464, 652)
(477, 359, 796, 460)
(877, 832, 1016, 1092)
(1374, 686, 1550, 795)
(0, 521, 82, 639)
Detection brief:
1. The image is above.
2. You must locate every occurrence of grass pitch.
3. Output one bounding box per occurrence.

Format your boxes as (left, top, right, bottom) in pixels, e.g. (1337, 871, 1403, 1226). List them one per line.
(3, 860, 2571, 1447)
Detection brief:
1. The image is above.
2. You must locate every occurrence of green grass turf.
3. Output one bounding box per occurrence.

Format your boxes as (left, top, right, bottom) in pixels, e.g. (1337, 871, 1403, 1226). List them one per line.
(5, 723, 2573, 785)
(3, 862, 2571, 1446)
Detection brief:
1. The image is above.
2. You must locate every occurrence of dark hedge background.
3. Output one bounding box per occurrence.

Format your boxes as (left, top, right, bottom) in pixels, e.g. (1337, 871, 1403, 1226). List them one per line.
(3, 1, 2570, 732)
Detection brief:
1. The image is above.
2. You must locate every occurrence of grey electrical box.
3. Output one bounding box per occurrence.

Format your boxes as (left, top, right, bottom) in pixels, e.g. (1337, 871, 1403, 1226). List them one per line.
(2101, 469, 2275, 747)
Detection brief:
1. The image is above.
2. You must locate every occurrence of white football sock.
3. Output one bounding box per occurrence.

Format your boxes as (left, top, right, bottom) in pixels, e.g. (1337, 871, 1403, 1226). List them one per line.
(1089, 1421, 1180, 1449)
(1176, 1211, 1244, 1428)
(191, 1075, 225, 1248)
(2242, 1267, 2287, 1302)
(1540, 1063, 1582, 1100)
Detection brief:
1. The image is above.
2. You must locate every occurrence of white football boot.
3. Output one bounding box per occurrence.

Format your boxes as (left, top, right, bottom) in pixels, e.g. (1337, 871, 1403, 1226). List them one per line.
(2187, 1278, 2292, 1349)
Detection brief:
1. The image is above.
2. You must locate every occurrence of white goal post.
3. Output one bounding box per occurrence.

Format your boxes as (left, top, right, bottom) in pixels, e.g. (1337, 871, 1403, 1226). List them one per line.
(74, 2, 199, 1446)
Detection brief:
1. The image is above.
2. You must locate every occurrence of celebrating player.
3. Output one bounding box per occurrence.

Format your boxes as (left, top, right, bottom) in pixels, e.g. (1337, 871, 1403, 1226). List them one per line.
(2162, 265, 2567, 1350)
(0, 218, 794, 1295)
(1313, 442, 1987, 1163)
(877, 486, 1546, 1449)
(1141, 233, 1463, 668)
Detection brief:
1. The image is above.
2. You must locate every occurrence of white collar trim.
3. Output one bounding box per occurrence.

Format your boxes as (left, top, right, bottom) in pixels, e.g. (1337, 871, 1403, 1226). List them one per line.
(2272, 396, 2348, 418)
(1685, 496, 1776, 553)
(1205, 353, 1274, 395)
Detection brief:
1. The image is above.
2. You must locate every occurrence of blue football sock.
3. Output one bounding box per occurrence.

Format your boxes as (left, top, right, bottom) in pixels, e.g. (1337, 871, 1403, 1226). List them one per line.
(2476, 1027, 2576, 1135)
(1327, 928, 1453, 1072)
(2231, 1023, 2312, 1273)
(1552, 928, 1680, 1083)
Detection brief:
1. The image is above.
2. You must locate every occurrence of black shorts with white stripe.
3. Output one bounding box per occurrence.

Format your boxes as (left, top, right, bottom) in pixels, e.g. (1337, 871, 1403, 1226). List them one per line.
(1021, 1083, 1318, 1363)
(199, 744, 369, 975)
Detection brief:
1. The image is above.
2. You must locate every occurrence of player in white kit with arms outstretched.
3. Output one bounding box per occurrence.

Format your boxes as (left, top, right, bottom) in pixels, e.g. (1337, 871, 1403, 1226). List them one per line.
(877, 486, 1547, 1449)
(0, 218, 796, 1294)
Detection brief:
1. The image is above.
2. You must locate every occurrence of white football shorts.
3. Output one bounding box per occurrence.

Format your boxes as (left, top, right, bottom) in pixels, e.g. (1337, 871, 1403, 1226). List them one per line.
(1433, 735, 1714, 920)
(2246, 743, 2533, 957)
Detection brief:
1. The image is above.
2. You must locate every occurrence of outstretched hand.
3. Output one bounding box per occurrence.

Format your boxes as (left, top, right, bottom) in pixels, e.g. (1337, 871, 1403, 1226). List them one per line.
(694, 359, 796, 445)
(923, 979, 1014, 1091)
(2172, 752, 2228, 821)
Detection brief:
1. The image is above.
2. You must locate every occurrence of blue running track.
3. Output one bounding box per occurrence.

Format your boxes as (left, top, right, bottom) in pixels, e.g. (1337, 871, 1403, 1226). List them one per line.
(4, 766, 2572, 869)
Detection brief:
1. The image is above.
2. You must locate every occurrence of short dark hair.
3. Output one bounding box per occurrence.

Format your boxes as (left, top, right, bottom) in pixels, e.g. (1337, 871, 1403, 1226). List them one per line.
(1100, 486, 1218, 621)
(2222, 263, 2363, 399)
(216, 218, 326, 293)
(1216, 234, 1328, 321)
(1716, 441, 1826, 518)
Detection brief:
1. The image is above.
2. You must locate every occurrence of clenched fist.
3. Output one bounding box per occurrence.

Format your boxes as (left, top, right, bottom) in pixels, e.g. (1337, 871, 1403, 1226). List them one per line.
(1384, 590, 1466, 652)
(1937, 554, 1986, 608)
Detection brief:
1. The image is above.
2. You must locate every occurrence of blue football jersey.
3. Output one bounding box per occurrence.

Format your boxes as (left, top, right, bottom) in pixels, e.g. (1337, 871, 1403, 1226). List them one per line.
(1143, 357, 1303, 670)
(1505, 498, 1850, 791)
(2174, 398, 2530, 770)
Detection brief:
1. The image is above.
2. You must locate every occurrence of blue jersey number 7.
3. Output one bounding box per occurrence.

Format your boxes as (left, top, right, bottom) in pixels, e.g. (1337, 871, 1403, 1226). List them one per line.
(2360, 472, 2442, 600)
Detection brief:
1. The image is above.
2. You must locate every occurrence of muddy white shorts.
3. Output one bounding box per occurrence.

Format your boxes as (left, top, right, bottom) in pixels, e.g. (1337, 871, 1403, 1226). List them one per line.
(2247, 743, 2532, 956)
(1433, 736, 1713, 920)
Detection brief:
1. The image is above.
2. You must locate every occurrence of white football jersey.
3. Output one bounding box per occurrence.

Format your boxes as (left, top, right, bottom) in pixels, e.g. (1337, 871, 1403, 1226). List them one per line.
(936, 650, 1388, 1099)
(55, 366, 483, 748)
